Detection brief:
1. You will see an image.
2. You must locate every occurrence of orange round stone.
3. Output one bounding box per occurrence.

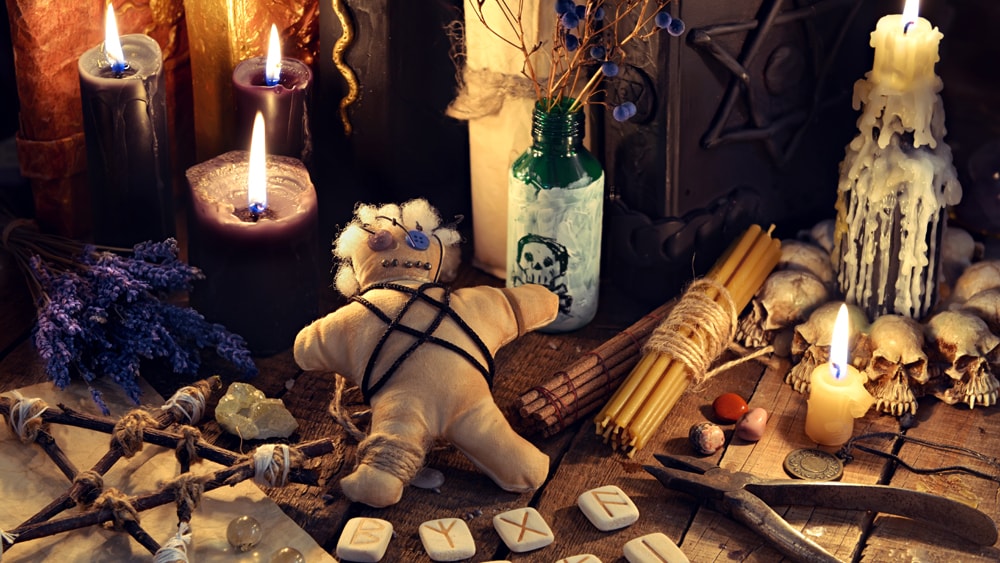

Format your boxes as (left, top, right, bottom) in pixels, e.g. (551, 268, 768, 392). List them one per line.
(713, 392, 749, 422)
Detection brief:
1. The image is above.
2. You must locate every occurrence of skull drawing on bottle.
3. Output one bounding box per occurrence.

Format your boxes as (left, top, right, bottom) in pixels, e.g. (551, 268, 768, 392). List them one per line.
(513, 234, 572, 315)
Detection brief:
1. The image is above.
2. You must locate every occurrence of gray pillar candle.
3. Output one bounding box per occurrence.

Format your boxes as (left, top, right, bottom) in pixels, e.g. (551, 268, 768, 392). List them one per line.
(232, 27, 312, 160)
(186, 149, 320, 356)
(78, 16, 173, 247)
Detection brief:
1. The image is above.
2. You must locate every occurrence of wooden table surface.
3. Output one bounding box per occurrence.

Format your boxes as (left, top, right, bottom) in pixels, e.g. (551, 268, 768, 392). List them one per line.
(2, 243, 1000, 562)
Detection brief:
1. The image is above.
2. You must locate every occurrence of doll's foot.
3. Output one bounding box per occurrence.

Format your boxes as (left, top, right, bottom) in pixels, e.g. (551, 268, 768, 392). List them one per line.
(340, 464, 405, 508)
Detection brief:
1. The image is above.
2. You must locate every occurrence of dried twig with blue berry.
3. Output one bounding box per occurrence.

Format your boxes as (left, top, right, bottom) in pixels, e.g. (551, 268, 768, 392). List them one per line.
(1, 210, 257, 414)
(468, 0, 685, 119)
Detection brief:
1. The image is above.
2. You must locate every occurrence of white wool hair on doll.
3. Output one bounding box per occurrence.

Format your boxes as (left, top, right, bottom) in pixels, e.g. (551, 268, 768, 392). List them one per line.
(332, 199, 462, 296)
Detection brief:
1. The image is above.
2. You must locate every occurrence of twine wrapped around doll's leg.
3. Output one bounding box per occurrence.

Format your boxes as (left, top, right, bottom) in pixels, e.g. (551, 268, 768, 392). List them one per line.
(355, 432, 427, 486)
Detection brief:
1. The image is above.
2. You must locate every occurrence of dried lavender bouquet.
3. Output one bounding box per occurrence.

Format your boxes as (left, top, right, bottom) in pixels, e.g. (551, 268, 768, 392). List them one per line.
(1, 210, 257, 413)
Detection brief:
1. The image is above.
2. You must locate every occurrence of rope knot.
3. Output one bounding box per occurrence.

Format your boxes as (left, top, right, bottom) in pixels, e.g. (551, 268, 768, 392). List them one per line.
(251, 444, 303, 488)
(5, 392, 48, 443)
(164, 474, 205, 523)
(70, 470, 105, 506)
(174, 425, 202, 468)
(95, 489, 139, 531)
(112, 410, 158, 458)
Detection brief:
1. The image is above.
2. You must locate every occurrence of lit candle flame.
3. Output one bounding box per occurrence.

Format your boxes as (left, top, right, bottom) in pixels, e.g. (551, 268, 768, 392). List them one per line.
(104, 3, 126, 75)
(265, 24, 282, 86)
(248, 112, 267, 214)
(829, 303, 850, 380)
(902, 0, 919, 32)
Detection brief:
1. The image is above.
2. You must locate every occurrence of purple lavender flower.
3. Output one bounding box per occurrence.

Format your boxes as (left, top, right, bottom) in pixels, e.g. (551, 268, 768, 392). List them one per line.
(26, 238, 257, 413)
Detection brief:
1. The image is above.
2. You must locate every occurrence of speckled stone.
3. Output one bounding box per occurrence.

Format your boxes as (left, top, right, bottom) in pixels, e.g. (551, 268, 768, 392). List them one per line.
(712, 393, 749, 422)
(688, 422, 725, 455)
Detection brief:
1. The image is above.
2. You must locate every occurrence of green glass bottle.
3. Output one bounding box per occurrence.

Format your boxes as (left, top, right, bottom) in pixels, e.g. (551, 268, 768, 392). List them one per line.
(507, 99, 604, 332)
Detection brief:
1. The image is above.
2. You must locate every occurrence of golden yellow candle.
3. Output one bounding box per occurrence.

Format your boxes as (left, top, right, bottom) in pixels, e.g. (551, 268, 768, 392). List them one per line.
(804, 304, 875, 447)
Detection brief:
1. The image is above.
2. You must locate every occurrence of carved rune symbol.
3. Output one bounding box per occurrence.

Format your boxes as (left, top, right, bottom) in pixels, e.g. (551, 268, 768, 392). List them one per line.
(641, 538, 672, 562)
(423, 520, 458, 548)
(499, 511, 548, 542)
(591, 489, 630, 517)
(349, 518, 388, 545)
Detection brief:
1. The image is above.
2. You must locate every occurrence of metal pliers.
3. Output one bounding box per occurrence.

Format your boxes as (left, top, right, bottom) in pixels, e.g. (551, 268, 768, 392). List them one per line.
(644, 453, 998, 563)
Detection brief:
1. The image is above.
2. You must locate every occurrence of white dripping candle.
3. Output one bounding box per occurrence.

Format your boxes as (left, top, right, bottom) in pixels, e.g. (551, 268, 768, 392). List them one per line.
(833, 0, 961, 320)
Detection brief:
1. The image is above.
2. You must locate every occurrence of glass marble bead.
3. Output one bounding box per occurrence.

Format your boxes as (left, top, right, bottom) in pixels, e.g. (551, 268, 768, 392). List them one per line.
(270, 547, 306, 563)
(227, 515, 263, 552)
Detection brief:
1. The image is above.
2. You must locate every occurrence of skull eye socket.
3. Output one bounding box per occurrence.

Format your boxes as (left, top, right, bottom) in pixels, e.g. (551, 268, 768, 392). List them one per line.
(543, 256, 554, 268)
(524, 252, 534, 263)
(872, 357, 897, 374)
(954, 355, 977, 373)
(905, 359, 927, 381)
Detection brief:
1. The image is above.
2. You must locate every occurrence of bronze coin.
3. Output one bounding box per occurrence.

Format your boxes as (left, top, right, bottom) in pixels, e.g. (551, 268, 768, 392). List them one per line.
(783, 448, 844, 481)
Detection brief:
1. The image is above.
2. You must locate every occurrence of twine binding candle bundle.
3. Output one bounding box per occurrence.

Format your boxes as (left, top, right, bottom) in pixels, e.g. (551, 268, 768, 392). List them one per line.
(595, 225, 782, 455)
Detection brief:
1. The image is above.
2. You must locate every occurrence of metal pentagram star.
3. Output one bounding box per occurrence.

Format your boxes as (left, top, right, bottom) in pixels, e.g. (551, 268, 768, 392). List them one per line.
(690, 0, 861, 165)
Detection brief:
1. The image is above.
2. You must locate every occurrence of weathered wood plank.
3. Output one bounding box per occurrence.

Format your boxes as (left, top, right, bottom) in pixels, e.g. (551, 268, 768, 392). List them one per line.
(680, 360, 898, 563)
(509, 360, 766, 562)
(862, 398, 1000, 562)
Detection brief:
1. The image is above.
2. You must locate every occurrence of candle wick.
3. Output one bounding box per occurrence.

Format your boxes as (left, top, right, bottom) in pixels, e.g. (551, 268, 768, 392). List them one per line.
(903, 20, 915, 34)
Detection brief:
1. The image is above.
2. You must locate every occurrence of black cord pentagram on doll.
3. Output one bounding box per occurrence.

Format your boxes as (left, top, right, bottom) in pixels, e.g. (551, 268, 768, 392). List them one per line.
(294, 199, 561, 507)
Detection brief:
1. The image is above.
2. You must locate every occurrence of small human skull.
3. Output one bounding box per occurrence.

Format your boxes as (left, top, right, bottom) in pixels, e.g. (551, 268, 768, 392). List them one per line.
(939, 226, 981, 289)
(799, 219, 835, 255)
(736, 270, 830, 349)
(950, 260, 1000, 305)
(786, 301, 870, 394)
(924, 310, 1000, 409)
(955, 288, 1000, 335)
(776, 240, 836, 291)
(864, 315, 928, 416)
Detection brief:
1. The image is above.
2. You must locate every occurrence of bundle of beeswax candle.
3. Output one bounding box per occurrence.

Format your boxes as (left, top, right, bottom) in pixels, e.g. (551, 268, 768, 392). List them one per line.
(594, 225, 781, 456)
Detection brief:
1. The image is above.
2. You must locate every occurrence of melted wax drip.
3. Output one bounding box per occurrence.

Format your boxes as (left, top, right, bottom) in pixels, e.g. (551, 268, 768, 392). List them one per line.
(834, 71, 961, 320)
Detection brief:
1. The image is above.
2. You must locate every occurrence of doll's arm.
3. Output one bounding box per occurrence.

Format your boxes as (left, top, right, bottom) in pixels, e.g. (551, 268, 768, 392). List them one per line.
(293, 310, 350, 374)
(499, 284, 559, 336)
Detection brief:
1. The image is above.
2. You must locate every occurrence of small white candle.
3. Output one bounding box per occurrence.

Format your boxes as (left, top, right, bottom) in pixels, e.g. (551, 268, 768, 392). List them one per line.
(869, 0, 942, 92)
(805, 304, 874, 447)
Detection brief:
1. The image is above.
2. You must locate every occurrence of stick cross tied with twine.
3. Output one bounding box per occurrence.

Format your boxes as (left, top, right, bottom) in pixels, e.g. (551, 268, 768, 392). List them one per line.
(0, 377, 342, 560)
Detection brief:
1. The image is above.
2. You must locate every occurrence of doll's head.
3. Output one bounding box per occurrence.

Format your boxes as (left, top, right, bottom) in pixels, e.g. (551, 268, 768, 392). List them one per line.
(332, 199, 462, 296)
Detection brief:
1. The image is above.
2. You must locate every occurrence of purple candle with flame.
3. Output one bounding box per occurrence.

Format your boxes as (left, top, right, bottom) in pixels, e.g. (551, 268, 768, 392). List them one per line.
(78, 4, 173, 246)
(232, 24, 312, 160)
(186, 113, 319, 355)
